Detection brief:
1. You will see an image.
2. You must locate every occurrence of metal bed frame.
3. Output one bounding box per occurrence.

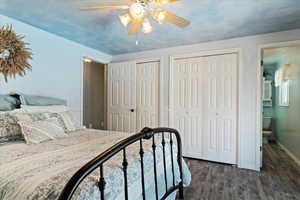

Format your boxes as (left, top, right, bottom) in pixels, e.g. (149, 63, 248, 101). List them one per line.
(58, 127, 184, 200)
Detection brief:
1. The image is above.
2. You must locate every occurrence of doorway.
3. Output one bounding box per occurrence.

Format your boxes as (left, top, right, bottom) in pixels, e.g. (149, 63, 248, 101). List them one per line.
(259, 42, 300, 167)
(83, 58, 106, 130)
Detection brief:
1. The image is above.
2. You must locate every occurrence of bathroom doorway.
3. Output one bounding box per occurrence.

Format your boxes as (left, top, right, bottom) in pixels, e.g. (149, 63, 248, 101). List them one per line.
(260, 43, 300, 167)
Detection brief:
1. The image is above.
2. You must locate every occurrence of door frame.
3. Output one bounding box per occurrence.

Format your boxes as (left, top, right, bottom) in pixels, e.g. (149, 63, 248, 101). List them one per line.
(256, 40, 300, 169)
(169, 48, 241, 166)
(81, 56, 108, 127)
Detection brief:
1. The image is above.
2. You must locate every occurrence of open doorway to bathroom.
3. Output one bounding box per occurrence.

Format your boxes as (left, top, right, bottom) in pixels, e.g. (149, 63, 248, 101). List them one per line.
(260, 43, 300, 167)
(82, 58, 107, 130)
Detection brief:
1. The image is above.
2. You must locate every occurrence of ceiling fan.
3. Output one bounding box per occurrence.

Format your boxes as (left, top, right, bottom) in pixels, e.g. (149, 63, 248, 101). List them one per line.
(80, 0, 190, 35)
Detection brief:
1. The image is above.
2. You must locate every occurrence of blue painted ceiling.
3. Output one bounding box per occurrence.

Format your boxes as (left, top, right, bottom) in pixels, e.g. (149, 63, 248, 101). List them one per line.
(1, 0, 300, 55)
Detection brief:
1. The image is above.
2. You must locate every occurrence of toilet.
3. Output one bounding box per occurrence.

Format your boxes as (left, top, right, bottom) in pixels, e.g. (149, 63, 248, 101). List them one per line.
(263, 117, 273, 144)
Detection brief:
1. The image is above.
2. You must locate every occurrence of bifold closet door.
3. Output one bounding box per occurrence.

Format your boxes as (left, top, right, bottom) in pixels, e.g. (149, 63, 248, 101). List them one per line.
(173, 57, 204, 159)
(202, 54, 238, 164)
(172, 53, 238, 164)
(136, 61, 159, 132)
(107, 61, 136, 133)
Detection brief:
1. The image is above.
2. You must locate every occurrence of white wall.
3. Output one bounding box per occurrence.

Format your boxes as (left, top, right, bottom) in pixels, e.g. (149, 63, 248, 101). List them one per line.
(0, 15, 112, 122)
(113, 29, 300, 171)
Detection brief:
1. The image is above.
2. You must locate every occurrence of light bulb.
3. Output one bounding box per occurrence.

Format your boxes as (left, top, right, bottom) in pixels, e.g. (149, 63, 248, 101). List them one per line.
(129, 3, 144, 19)
(157, 11, 165, 24)
(142, 18, 153, 34)
(84, 58, 92, 63)
(159, 0, 169, 4)
(119, 13, 131, 27)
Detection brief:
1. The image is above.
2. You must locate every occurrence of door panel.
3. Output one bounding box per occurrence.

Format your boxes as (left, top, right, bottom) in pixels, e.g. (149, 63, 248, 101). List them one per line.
(173, 58, 203, 158)
(136, 61, 159, 132)
(108, 61, 136, 133)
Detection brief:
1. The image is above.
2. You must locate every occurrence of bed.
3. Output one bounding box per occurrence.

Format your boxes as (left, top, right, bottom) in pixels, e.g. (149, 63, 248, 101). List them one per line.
(0, 127, 191, 200)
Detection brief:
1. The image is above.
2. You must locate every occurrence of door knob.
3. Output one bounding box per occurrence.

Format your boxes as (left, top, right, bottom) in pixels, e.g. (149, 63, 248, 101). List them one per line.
(130, 109, 135, 112)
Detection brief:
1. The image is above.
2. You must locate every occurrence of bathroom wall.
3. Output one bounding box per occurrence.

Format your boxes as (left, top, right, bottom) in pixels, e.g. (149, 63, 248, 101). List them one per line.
(264, 46, 300, 162)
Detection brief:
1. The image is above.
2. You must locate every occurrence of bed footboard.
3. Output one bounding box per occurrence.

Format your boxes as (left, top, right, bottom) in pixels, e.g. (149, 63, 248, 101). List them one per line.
(58, 127, 184, 200)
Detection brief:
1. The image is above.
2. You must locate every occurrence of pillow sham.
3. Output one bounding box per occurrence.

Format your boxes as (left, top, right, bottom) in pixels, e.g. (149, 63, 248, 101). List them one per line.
(1, 111, 52, 142)
(0, 112, 23, 143)
(53, 111, 82, 132)
(18, 117, 67, 144)
(21, 105, 69, 113)
(0, 95, 19, 111)
(19, 94, 67, 106)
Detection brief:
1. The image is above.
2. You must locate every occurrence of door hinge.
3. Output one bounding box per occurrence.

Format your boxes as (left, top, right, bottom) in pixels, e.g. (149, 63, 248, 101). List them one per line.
(261, 60, 264, 66)
(260, 146, 262, 151)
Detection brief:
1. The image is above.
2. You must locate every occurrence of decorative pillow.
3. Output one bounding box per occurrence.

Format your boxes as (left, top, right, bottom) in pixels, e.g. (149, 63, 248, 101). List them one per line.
(12, 112, 52, 123)
(18, 118, 67, 144)
(0, 112, 23, 143)
(53, 111, 82, 132)
(21, 105, 69, 113)
(0, 95, 20, 111)
(19, 94, 67, 106)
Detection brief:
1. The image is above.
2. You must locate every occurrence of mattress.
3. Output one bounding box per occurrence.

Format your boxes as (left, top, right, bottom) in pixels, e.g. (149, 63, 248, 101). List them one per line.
(0, 129, 191, 200)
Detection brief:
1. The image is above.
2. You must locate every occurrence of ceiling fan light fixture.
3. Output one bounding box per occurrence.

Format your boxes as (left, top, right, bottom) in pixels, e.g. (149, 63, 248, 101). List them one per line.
(129, 3, 145, 19)
(142, 18, 153, 34)
(119, 13, 132, 27)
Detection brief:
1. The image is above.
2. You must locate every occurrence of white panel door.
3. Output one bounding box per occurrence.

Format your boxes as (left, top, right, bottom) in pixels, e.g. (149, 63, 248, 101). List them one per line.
(172, 53, 238, 164)
(136, 61, 159, 132)
(202, 54, 238, 164)
(173, 57, 203, 158)
(107, 61, 136, 133)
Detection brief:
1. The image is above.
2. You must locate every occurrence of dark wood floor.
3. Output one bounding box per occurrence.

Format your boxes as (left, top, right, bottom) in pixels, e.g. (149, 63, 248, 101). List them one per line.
(181, 143, 300, 200)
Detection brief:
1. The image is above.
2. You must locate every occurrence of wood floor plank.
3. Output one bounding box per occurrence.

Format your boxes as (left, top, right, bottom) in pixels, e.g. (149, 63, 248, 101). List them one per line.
(179, 143, 300, 200)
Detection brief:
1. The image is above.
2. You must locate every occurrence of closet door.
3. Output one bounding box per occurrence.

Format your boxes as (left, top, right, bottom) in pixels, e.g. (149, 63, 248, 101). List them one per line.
(202, 54, 238, 164)
(136, 61, 159, 132)
(173, 57, 203, 158)
(172, 53, 238, 164)
(107, 61, 136, 132)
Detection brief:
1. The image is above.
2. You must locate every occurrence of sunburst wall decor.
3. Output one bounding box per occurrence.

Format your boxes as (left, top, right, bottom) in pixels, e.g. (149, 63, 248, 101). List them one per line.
(0, 25, 32, 82)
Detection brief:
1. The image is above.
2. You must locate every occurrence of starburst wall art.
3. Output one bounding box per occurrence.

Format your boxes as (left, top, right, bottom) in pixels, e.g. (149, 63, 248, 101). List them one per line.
(0, 25, 32, 82)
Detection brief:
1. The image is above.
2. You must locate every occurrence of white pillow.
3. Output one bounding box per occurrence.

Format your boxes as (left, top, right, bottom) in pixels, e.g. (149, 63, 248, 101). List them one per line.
(18, 117, 67, 144)
(55, 111, 82, 132)
(21, 105, 69, 113)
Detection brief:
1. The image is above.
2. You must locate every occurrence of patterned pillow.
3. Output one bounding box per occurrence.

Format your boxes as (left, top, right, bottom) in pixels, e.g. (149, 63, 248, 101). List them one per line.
(0, 112, 23, 143)
(12, 112, 52, 123)
(0, 112, 58, 143)
(18, 117, 67, 144)
(52, 111, 82, 132)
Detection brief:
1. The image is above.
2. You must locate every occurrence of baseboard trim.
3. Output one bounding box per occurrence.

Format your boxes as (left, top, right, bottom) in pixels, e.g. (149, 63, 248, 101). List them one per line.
(277, 142, 300, 167)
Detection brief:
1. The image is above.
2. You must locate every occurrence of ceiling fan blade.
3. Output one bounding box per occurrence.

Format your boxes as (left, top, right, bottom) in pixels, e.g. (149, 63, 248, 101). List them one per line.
(155, 0, 180, 4)
(80, 6, 129, 11)
(163, 10, 190, 28)
(128, 18, 143, 35)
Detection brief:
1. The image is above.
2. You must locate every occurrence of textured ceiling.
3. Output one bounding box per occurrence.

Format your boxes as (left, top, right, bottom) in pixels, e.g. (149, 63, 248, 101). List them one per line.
(1, 0, 300, 55)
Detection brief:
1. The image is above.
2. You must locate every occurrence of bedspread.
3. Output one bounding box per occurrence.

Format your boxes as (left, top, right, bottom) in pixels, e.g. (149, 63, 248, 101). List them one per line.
(0, 129, 191, 200)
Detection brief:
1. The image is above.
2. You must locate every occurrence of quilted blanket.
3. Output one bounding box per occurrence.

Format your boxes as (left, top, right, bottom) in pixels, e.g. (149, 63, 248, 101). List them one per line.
(0, 129, 191, 200)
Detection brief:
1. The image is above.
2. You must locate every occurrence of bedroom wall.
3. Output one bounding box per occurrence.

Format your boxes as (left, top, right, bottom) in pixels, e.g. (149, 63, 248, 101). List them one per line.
(112, 28, 300, 170)
(0, 15, 112, 122)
